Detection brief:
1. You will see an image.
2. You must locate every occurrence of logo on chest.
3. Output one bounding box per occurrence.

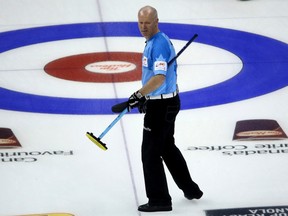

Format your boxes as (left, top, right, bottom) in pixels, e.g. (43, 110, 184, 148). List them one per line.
(143, 56, 148, 67)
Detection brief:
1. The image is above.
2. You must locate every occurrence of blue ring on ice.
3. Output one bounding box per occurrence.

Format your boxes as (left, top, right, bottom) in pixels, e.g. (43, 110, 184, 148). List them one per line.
(0, 22, 287, 114)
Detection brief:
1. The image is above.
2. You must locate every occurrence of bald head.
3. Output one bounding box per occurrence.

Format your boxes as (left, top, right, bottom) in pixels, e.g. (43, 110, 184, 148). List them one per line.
(138, 6, 159, 40)
(138, 6, 158, 20)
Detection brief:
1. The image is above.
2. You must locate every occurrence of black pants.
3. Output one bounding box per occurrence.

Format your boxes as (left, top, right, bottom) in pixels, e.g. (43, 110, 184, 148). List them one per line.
(141, 94, 200, 205)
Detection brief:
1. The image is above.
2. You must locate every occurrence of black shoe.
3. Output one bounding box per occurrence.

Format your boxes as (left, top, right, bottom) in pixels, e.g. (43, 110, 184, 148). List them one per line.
(184, 190, 203, 200)
(138, 203, 172, 212)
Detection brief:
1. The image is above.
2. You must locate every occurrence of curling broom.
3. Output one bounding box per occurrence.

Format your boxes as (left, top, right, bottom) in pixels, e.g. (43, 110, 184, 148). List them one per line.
(87, 34, 198, 150)
(86, 108, 128, 150)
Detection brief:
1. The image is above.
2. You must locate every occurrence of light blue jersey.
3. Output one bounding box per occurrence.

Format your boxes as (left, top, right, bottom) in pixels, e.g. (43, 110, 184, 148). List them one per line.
(142, 32, 177, 96)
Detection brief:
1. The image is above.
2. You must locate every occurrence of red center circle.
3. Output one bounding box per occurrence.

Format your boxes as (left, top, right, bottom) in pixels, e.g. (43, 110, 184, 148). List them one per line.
(44, 52, 142, 83)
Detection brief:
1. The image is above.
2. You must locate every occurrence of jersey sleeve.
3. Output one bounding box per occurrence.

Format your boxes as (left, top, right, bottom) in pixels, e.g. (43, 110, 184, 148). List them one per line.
(152, 39, 171, 76)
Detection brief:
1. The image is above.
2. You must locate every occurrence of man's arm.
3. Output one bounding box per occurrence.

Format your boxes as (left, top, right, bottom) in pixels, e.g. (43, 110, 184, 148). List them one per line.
(138, 74, 165, 96)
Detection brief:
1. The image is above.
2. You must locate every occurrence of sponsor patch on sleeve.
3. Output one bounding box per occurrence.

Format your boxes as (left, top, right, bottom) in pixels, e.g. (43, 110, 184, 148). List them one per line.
(154, 61, 167, 71)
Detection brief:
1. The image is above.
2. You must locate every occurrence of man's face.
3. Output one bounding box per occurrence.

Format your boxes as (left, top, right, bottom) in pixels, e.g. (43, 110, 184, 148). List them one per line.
(138, 12, 158, 40)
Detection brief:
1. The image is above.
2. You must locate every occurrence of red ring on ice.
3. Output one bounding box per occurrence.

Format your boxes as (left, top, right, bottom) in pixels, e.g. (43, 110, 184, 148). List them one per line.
(44, 52, 142, 82)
